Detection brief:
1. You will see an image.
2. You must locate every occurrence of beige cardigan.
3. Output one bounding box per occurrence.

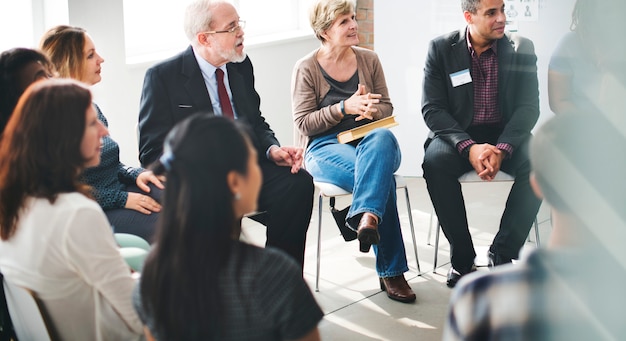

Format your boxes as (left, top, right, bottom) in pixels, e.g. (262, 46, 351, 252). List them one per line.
(291, 46, 393, 151)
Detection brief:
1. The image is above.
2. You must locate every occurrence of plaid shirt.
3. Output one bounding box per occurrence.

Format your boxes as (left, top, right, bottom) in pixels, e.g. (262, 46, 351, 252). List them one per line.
(470, 42, 500, 126)
(457, 30, 513, 156)
(443, 248, 626, 340)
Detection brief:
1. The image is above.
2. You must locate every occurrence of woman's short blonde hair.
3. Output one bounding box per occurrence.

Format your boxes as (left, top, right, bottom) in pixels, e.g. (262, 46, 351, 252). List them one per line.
(309, 0, 355, 43)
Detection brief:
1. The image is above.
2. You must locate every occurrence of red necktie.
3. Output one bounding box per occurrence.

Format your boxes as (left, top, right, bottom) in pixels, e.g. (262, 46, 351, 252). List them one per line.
(215, 68, 234, 119)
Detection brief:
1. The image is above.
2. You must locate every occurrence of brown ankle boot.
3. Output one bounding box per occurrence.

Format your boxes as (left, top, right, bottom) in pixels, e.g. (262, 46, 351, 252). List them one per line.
(379, 275, 416, 303)
(357, 214, 379, 252)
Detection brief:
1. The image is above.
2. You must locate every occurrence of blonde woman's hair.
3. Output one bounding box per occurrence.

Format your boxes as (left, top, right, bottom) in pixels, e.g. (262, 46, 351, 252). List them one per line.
(40, 25, 88, 81)
(309, 0, 355, 43)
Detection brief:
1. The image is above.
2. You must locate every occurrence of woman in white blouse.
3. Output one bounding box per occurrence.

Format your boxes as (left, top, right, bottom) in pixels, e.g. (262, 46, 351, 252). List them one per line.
(0, 78, 143, 340)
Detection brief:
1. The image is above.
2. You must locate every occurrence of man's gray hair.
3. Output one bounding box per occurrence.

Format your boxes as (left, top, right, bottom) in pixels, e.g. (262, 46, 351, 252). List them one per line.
(461, 0, 482, 13)
(184, 0, 229, 45)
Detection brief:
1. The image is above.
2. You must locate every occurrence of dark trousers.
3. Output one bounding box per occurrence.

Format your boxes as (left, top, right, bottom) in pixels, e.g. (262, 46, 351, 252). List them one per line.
(106, 183, 163, 243)
(422, 130, 542, 273)
(249, 160, 314, 268)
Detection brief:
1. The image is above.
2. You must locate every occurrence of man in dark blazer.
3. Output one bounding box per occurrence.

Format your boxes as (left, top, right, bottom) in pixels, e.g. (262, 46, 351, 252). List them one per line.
(421, 0, 542, 287)
(138, 0, 314, 267)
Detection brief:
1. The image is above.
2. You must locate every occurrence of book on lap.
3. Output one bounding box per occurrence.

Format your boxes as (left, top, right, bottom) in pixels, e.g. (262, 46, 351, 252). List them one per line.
(336, 115, 398, 144)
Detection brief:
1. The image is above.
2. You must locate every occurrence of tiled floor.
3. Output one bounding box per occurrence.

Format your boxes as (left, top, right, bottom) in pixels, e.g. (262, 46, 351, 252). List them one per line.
(242, 177, 553, 341)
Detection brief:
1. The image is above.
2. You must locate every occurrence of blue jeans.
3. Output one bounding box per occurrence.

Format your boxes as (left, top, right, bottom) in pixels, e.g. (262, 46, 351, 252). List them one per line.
(305, 128, 408, 277)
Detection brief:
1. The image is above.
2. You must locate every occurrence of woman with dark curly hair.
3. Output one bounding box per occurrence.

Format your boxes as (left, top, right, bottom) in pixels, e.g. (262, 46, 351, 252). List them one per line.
(0, 47, 53, 133)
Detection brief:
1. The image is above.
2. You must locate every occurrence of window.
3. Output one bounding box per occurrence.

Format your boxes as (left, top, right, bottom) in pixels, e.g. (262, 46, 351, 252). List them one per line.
(0, 0, 68, 52)
(0, 2, 36, 51)
(123, 0, 314, 64)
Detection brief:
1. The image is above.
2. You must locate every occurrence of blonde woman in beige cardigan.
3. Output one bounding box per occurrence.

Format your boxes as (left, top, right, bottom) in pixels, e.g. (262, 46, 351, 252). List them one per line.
(291, 0, 414, 303)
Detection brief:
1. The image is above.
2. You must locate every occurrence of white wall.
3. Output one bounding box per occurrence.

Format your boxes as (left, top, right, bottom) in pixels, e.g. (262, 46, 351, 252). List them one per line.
(376, 0, 576, 176)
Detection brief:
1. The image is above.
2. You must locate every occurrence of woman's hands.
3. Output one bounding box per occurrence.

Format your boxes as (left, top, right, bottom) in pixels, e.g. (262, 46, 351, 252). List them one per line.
(125, 171, 165, 214)
(125, 192, 161, 214)
(136, 170, 165, 192)
(343, 84, 382, 121)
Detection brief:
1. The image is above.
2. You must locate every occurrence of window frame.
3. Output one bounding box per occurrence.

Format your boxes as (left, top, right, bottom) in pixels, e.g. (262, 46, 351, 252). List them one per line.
(122, 0, 314, 65)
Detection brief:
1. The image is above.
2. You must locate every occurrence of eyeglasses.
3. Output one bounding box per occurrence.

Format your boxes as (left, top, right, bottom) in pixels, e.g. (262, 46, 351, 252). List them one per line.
(203, 20, 246, 35)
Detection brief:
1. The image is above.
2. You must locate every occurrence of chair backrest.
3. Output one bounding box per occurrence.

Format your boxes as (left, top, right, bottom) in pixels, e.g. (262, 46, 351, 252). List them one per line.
(3, 278, 59, 341)
(0, 273, 16, 341)
(114, 233, 150, 251)
(119, 247, 149, 272)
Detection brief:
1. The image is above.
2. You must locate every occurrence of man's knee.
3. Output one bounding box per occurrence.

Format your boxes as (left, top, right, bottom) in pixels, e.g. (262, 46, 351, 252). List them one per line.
(272, 168, 314, 202)
(293, 168, 314, 196)
(423, 149, 455, 175)
(422, 141, 466, 180)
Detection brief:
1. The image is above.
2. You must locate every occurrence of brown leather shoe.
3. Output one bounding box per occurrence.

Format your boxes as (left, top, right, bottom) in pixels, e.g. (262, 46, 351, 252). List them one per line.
(379, 275, 416, 303)
(357, 214, 380, 252)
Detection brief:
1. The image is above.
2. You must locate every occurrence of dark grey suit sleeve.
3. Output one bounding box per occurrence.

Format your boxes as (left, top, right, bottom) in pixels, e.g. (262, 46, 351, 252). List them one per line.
(421, 37, 473, 148)
(138, 66, 175, 167)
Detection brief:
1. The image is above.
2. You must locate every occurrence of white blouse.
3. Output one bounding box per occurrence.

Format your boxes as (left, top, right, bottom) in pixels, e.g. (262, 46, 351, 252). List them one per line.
(0, 193, 143, 341)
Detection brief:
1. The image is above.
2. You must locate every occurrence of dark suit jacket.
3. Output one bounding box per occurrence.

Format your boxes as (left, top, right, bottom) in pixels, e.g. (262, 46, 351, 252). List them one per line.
(138, 46, 279, 167)
(421, 29, 539, 151)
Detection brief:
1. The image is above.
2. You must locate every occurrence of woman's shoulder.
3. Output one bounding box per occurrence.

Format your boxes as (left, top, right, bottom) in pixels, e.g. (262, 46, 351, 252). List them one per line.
(56, 192, 100, 209)
(352, 46, 381, 68)
(92, 103, 109, 127)
(50, 193, 107, 224)
(17, 194, 107, 243)
(352, 46, 379, 59)
(549, 31, 584, 69)
(553, 31, 582, 54)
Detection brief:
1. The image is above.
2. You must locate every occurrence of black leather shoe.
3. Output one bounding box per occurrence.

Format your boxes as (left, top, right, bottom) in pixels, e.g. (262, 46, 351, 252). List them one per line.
(446, 265, 476, 288)
(487, 251, 513, 268)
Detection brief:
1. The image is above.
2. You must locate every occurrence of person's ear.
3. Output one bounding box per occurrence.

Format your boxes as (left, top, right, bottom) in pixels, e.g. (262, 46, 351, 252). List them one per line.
(463, 11, 473, 24)
(197, 32, 210, 46)
(529, 172, 544, 200)
(226, 170, 242, 200)
(320, 29, 330, 42)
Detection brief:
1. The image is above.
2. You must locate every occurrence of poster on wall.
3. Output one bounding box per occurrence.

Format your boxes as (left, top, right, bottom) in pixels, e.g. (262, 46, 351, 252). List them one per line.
(505, 0, 539, 22)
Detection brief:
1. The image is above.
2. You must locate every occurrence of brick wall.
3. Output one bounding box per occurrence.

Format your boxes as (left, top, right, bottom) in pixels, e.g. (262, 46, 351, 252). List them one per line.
(356, 0, 374, 50)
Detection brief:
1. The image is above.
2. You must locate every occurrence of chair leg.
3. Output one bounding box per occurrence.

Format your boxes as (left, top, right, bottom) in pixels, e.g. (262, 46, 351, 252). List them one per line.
(427, 208, 435, 246)
(534, 217, 540, 247)
(403, 187, 421, 275)
(315, 194, 324, 292)
(433, 222, 441, 273)
(526, 217, 541, 246)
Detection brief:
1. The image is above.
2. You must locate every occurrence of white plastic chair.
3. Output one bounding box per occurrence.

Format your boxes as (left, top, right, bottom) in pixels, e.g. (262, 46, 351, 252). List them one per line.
(115, 233, 150, 272)
(3, 278, 59, 341)
(313, 174, 421, 292)
(428, 171, 541, 272)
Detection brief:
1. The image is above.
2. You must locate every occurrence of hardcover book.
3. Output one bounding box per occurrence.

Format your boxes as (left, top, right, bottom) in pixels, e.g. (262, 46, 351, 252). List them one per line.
(337, 115, 399, 144)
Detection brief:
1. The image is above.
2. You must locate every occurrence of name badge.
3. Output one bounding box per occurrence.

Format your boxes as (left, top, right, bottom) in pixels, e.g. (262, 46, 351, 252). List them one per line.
(450, 69, 472, 87)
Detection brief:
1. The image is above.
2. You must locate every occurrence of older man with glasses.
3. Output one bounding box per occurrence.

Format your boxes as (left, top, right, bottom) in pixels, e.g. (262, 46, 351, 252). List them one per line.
(137, 0, 314, 268)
